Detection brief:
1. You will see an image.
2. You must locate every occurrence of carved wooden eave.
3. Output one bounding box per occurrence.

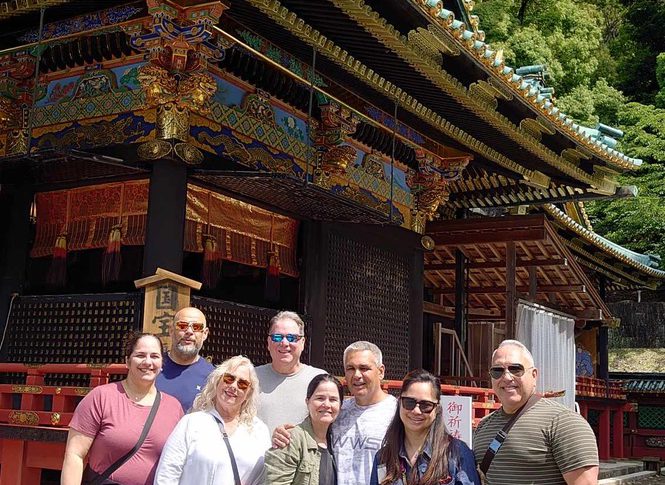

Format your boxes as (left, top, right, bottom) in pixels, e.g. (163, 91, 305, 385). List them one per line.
(424, 214, 614, 324)
(218, 0, 629, 199)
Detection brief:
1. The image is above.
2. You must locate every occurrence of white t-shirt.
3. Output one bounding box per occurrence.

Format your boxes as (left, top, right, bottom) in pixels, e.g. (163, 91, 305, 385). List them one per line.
(330, 394, 397, 484)
(154, 409, 271, 485)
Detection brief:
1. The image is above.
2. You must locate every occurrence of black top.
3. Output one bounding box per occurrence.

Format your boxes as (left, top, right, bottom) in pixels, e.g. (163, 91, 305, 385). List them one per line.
(318, 445, 336, 485)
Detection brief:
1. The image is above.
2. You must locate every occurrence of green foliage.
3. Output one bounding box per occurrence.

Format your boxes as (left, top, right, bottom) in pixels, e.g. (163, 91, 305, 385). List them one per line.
(474, 0, 605, 94)
(557, 79, 625, 126)
(586, 163, 665, 260)
(585, 103, 665, 260)
(616, 102, 665, 164)
(655, 53, 665, 108)
(612, 0, 665, 103)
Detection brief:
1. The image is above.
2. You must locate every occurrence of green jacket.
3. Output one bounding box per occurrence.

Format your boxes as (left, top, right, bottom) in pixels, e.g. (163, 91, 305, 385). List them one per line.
(265, 417, 330, 485)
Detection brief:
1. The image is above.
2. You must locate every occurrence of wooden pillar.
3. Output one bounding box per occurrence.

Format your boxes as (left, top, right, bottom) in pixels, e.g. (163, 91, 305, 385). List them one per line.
(142, 159, 188, 276)
(599, 408, 611, 460)
(0, 440, 41, 485)
(505, 242, 517, 339)
(597, 276, 609, 380)
(579, 401, 588, 419)
(613, 407, 624, 458)
(0, 187, 33, 357)
(409, 246, 424, 370)
(454, 249, 467, 351)
(301, 221, 328, 369)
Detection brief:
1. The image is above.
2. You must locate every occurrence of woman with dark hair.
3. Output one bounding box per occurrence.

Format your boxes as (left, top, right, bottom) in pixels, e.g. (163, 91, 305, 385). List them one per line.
(370, 370, 479, 485)
(265, 374, 344, 485)
(61, 332, 183, 485)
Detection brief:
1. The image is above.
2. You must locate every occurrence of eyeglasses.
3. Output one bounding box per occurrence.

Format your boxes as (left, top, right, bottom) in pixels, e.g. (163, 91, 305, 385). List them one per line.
(175, 321, 206, 332)
(222, 373, 251, 391)
(489, 363, 531, 379)
(269, 333, 303, 343)
(400, 397, 438, 414)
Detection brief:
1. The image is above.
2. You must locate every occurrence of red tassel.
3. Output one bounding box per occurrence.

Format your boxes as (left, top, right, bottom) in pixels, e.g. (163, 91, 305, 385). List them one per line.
(202, 234, 222, 288)
(265, 250, 280, 302)
(102, 225, 122, 286)
(47, 234, 67, 288)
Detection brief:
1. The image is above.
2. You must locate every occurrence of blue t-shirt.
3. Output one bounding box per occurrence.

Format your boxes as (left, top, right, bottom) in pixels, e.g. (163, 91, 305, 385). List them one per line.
(156, 354, 215, 412)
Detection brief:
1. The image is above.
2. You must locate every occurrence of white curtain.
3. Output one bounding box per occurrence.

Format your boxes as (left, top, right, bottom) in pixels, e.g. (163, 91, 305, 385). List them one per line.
(516, 302, 576, 410)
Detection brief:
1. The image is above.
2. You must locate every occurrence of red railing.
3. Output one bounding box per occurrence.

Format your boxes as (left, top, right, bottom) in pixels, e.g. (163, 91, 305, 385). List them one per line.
(576, 376, 626, 400)
(381, 379, 500, 425)
(0, 363, 128, 428)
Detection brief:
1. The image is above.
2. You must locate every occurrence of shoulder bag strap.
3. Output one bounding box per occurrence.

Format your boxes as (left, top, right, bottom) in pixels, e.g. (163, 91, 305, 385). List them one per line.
(479, 393, 541, 475)
(213, 415, 241, 485)
(91, 390, 162, 485)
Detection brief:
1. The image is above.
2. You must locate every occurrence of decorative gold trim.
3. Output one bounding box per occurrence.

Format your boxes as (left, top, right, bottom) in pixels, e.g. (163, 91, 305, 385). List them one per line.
(241, 1, 534, 182)
(50, 412, 61, 425)
(11, 385, 43, 394)
(331, 0, 617, 187)
(74, 388, 91, 396)
(8, 410, 39, 426)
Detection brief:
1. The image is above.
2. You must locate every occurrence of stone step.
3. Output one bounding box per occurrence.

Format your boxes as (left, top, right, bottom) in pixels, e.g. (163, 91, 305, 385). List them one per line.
(598, 470, 657, 485)
(599, 460, 645, 480)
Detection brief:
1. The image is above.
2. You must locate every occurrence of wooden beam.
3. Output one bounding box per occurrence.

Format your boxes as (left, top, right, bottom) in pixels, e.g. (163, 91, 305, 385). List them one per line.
(506, 241, 516, 339)
(528, 266, 537, 299)
(423, 301, 502, 318)
(431, 227, 546, 246)
(425, 257, 566, 271)
(433, 284, 586, 295)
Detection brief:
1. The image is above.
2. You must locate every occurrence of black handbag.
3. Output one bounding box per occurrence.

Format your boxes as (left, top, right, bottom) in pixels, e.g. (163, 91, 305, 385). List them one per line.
(82, 391, 162, 485)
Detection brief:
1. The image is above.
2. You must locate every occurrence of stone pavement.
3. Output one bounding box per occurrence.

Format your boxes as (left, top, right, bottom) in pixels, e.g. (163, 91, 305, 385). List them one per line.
(628, 476, 665, 484)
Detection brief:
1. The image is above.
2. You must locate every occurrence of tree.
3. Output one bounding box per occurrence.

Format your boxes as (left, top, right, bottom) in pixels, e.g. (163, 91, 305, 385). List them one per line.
(585, 102, 665, 260)
(611, 0, 665, 103)
(475, 0, 606, 94)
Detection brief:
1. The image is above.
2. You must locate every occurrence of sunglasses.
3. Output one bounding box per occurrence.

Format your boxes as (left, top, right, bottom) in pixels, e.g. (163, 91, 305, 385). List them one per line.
(222, 373, 251, 391)
(269, 333, 303, 343)
(175, 321, 206, 332)
(489, 363, 530, 379)
(400, 397, 438, 414)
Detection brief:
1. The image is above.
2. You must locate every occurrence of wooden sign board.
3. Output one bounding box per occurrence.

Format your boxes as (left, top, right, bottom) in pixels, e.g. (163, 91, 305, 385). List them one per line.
(134, 268, 202, 349)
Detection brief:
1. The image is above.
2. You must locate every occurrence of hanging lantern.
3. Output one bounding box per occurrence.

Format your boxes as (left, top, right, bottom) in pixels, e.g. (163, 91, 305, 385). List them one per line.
(265, 249, 280, 303)
(201, 234, 222, 288)
(102, 184, 125, 286)
(102, 224, 122, 286)
(46, 233, 67, 288)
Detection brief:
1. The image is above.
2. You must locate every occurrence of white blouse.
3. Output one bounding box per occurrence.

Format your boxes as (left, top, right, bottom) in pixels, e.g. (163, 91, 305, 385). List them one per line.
(154, 409, 271, 485)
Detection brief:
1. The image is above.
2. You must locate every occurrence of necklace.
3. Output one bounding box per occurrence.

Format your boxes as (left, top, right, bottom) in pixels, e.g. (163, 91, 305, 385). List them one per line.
(122, 381, 151, 402)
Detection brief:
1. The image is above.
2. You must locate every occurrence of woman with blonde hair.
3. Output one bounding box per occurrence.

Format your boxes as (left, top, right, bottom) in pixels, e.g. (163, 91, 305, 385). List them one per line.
(154, 355, 271, 485)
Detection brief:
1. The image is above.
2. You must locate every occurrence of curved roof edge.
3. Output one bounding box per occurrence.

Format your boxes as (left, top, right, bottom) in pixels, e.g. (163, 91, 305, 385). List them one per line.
(544, 203, 665, 278)
(413, 0, 642, 171)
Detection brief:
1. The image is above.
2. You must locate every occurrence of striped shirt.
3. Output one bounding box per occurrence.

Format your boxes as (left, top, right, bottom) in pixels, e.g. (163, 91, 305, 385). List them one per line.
(473, 398, 598, 484)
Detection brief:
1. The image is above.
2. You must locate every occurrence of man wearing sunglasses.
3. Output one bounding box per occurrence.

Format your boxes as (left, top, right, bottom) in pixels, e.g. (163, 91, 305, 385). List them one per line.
(473, 340, 599, 485)
(156, 307, 214, 412)
(255, 311, 326, 433)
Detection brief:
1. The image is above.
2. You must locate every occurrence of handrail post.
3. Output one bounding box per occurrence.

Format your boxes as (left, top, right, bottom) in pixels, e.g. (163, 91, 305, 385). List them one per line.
(20, 367, 45, 411)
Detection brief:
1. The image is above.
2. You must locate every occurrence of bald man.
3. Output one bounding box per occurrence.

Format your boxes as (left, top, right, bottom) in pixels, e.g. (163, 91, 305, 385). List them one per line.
(156, 307, 214, 411)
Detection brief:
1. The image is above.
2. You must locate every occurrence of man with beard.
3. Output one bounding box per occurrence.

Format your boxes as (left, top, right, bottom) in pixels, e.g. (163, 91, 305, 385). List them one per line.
(156, 307, 214, 412)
